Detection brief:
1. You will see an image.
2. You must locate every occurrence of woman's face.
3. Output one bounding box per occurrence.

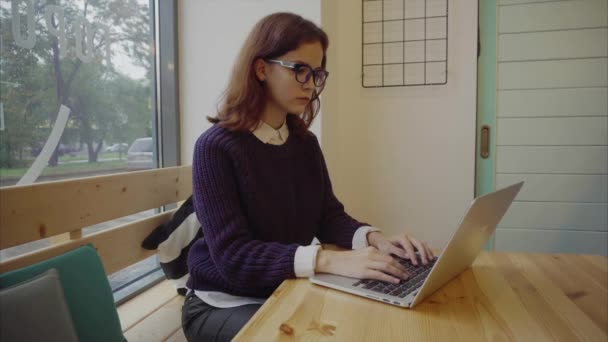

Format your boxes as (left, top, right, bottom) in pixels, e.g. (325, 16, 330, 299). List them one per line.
(260, 41, 325, 115)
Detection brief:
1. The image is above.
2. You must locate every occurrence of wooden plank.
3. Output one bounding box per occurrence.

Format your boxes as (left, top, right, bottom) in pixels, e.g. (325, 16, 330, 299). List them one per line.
(0, 210, 175, 274)
(276, 282, 357, 341)
(461, 252, 549, 341)
(498, 0, 608, 33)
(0, 166, 192, 250)
(562, 254, 608, 289)
(123, 296, 185, 342)
(164, 328, 186, 342)
(508, 253, 607, 341)
(499, 28, 608, 61)
(69, 230, 82, 240)
(499, 0, 565, 5)
(432, 272, 486, 341)
(235, 253, 608, 341)
(487, 253, 580, 341)
(496, 173, 608, 203)
(233, 280, 311, 341)
(495, 228, 608, 255)
(48, 233, 71, 245)
(497, 146, 608, 174)
(500, 201, 608, 231)
(532, 254, 608, 330)
(497, 88, 608, 118)
(242, 255, 523, 341)
(497, 117, 608, 145)
(498, 58, 608, 89)
(583, 254, 608, 273)
(117, 280, 179, 331)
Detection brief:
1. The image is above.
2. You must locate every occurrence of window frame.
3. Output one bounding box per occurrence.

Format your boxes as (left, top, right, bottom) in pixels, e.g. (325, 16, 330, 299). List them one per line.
(113, 0, 181, 305)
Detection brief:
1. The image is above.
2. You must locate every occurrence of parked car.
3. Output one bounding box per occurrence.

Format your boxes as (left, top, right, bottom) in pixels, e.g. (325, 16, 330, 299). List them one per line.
(127, 137, 154, 170)
(104, 143, 129, 153)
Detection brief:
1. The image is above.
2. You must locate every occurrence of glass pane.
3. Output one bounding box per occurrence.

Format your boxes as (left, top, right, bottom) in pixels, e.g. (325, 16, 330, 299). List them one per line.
(0, 0, 165, 300)
(1, 0, 157, 187)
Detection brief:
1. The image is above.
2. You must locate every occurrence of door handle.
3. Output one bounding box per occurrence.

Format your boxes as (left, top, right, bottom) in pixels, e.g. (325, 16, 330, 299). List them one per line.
(480, 125, 490, 159)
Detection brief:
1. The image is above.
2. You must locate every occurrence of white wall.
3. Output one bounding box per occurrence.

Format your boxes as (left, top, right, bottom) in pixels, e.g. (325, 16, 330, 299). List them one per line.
(178, 0, 321, 164)
(320, 0, 478, 249)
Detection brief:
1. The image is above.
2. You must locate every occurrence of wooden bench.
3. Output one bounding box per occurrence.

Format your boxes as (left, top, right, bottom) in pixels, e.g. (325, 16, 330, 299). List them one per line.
(0, 166, 193, 341)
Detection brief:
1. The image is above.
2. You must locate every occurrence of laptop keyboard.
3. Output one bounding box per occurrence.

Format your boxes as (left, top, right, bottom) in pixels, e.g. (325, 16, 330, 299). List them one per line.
(352, 255, 437, 298)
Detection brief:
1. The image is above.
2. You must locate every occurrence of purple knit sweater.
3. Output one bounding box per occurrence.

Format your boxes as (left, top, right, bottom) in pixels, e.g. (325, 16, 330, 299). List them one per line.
(186, 123, 369, 298)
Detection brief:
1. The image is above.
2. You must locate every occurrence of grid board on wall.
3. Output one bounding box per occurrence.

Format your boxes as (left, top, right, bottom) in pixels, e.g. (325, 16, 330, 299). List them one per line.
(362, 0, 449, 87)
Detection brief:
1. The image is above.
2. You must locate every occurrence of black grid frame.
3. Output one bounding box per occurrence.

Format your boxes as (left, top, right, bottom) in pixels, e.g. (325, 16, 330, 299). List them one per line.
(361, 0, 449, 88)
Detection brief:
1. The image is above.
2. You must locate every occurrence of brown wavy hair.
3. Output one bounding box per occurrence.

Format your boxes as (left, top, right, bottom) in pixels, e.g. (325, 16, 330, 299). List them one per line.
(207, 12, 329, 137)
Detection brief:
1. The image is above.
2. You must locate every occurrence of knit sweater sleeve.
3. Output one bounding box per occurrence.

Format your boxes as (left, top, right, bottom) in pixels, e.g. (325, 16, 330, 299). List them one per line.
(311, 135, 369, 249)
(190, 132, 299, 290)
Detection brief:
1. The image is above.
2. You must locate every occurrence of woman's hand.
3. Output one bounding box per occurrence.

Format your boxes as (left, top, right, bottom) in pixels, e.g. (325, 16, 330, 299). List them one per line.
(315, 247, 410, 284)
(367, 231, 436, 265)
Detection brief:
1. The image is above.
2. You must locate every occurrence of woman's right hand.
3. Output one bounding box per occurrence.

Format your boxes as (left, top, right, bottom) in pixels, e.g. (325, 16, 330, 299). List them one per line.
(315, 246, 410, 284)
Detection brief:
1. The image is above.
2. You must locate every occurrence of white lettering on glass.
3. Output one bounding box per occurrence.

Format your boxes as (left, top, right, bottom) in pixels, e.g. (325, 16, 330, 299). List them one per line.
(74, 15, 94, 63)
(44, 5, 67, 59)
(11, 0, 36, 49)
(10, 0, 112, 66)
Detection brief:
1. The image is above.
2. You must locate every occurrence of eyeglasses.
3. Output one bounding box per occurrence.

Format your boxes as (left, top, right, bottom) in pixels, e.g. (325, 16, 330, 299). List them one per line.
(265, 59, 329, 88)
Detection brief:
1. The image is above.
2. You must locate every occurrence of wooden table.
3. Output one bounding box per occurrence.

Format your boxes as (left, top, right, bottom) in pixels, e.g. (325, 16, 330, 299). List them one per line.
(234, 252, 607, 341)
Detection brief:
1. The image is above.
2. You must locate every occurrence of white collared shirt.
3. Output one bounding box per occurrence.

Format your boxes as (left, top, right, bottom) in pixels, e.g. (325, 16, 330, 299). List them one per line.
(251, 119, 290, 145)
(194, 119, 380, 308)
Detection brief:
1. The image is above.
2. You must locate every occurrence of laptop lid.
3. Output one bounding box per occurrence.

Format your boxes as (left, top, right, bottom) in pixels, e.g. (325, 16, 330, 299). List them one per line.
(409, 181, 524, 307)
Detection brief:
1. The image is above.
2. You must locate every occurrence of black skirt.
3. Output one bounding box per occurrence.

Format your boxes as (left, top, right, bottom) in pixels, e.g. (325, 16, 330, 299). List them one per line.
(181, 291, 263, 342)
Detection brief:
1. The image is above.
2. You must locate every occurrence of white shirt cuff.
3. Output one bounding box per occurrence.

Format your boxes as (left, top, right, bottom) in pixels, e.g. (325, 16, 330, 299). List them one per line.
(294, 245, 322, 277)
(352, 226, 381, 250)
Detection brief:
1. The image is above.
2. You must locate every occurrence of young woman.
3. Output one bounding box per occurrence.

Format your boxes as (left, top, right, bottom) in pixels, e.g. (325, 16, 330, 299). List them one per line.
(182, 12, 436, 342)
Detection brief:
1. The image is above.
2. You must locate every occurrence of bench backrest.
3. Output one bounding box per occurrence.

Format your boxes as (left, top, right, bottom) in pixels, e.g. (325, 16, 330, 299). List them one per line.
(0, 166, 192, 274)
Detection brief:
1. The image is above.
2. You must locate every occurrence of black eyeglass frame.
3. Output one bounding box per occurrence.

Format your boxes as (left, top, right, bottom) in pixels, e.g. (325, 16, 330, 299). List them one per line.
(264, 59, 329, 88)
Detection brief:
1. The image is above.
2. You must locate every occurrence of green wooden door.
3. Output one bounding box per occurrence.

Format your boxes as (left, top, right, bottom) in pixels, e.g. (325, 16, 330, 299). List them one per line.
(477, 0, 497, 250)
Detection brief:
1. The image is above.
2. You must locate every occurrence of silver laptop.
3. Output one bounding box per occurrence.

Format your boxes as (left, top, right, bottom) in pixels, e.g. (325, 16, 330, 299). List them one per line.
(309, 182, 523, 308)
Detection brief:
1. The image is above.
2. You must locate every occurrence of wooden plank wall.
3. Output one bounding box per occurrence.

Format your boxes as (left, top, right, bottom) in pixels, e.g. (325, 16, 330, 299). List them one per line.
(495, 0, 608, 254)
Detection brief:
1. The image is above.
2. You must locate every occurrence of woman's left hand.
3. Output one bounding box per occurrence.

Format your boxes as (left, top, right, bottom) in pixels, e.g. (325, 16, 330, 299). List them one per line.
(367, 231, 436, 265)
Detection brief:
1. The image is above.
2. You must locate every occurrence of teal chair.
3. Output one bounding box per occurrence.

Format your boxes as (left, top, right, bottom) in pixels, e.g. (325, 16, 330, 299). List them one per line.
(0, 244, 127, 342)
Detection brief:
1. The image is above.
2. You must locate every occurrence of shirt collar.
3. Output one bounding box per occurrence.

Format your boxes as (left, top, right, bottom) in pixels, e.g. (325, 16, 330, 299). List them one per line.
(252, 119, 289, 144)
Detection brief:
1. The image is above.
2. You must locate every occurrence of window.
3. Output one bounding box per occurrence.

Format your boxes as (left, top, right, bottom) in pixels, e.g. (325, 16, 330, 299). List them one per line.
(0, 0, 180, 303)
(1, 0, 158, 184)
